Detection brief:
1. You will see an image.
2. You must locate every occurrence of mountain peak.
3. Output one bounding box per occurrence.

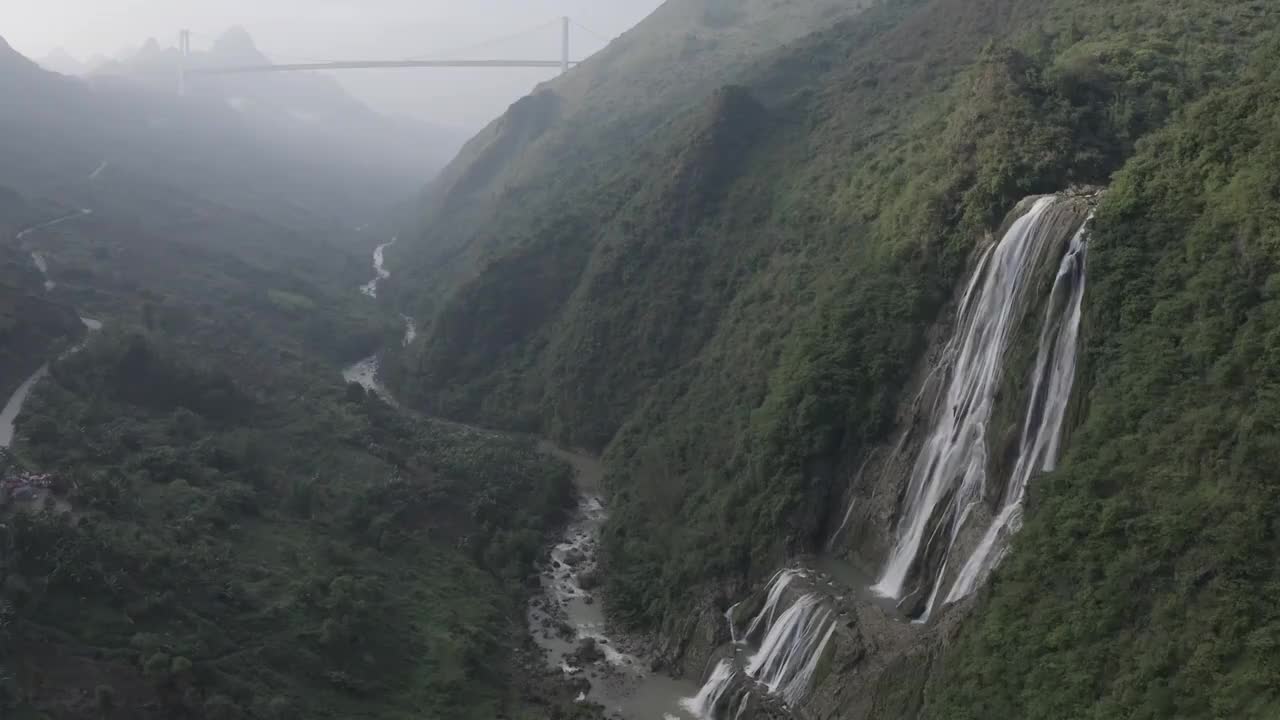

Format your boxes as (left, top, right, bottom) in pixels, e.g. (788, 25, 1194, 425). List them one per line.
(212, 26, 265, 62)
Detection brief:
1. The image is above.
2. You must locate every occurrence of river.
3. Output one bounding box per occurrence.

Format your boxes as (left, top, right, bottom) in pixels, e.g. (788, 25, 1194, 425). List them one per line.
(345, 239, 702, 720)
(530, 444, 703, 720)
(2, 213, 103, 450)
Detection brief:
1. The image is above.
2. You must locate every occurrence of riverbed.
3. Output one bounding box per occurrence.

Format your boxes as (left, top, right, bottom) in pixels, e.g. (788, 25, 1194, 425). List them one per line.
(345, 238, 703, 720)
(530, 444, 703, 720)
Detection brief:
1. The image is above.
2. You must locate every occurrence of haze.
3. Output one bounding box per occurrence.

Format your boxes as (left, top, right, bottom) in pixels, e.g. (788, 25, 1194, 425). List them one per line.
(2, 0, 664, 128)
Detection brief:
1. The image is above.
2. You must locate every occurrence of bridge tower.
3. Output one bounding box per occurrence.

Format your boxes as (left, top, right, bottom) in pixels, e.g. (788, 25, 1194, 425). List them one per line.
(178, 29, 191, 96)
(561, 17, 570, 74)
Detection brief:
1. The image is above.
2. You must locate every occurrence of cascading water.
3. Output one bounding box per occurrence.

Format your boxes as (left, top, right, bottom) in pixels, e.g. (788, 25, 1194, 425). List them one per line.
(946, 215, 1090, 602)
(725, 601, 743, 644)
(746, 595, 838, 706)
(680, 659, 737, 719)
(743, 569, 800, 640)
(683, 569, 838, 719)
(869, 195, 1092, 621)
(360, 236, 396, 298)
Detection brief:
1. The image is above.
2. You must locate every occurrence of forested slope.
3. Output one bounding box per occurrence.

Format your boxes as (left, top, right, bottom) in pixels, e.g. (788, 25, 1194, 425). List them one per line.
(929, 48, 1280, 720)
(396, 0, 1280, 716)
(0, 188, 84, 399)
(389, 0, 873, 321)
(0, 37, 591, 720)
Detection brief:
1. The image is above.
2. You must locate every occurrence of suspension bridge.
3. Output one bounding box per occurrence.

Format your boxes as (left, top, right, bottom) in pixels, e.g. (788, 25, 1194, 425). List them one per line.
(177, 17, 604, 95)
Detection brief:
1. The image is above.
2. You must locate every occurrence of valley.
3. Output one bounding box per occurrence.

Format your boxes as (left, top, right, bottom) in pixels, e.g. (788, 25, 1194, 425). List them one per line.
(0, 26, 592, 719)
(7, 0, 1280, 718)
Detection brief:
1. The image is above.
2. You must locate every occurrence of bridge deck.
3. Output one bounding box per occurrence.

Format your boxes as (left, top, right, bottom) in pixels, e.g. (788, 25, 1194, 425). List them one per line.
(187, 59, 578, 74)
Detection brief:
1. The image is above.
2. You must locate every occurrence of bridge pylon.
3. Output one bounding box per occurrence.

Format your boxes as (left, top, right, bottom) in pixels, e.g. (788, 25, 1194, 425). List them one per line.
(561, 17, 570, 74)
(178, 29, 191, 96)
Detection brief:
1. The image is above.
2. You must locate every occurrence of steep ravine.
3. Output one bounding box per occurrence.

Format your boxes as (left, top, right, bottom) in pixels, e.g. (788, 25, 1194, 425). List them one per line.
(357, 192, 1097, 720)
(346, 239, 709, 720)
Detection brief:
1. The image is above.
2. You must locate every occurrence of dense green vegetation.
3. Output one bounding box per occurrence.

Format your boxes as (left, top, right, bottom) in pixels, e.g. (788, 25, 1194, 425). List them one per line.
(0, 41, 591, 715)
(401, 0, 1280, 621)
(395, 0, 1280, 716)
(9, 0, 1280, 716)
(0, 172, 596, 718)
(930, 44, 1280, 720)
(2, 328, 575, 719)
(0, 190, 84, 399)
(0, 197, 597, 718)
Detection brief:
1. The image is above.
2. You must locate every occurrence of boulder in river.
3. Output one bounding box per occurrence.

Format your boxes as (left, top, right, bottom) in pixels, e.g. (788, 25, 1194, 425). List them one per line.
(571, 638, 605, 665)
(577, 569, 601, 590)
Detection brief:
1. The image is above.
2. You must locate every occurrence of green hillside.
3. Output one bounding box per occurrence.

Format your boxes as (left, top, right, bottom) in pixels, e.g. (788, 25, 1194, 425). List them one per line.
(0, 39, 588, 720)
(930, 47, 1280, 720)
(394, 0, 1280, 717)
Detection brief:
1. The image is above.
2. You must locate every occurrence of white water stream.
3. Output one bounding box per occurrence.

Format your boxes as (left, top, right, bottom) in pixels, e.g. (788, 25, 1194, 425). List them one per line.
(343, 237, 417, 401)
(869, 195, 1091, 620)
(945, 215, 1090, 602)
(359, 237, 396, 299)
(682, 568, 839, 719)
(681, 195, 1092, 719)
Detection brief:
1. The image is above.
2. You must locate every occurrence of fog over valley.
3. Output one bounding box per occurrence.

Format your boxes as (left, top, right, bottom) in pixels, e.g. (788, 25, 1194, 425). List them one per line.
(4, 0, 663, 129)
(3, 2, 1280, 720)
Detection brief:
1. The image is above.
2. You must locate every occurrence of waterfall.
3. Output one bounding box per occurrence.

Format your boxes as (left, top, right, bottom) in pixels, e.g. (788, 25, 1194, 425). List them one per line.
(745, 594, 837, 706)
(827, 455, 872, 550)
(946, 216, 1090, 603)
(684, 569, 837, 717)
(870, 195, 1090, 621)
(680, 659, 736, 720)
(725, 600, 742, 644)
(742, 569, 799, 641)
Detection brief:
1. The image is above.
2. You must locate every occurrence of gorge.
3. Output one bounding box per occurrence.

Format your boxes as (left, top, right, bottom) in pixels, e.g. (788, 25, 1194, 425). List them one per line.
(6, 0, 1280, 718)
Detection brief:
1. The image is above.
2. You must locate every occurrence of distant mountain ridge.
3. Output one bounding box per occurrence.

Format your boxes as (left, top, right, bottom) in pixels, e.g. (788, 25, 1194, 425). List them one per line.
(85, 27, 465, 180)
(0, 31, 423, 245)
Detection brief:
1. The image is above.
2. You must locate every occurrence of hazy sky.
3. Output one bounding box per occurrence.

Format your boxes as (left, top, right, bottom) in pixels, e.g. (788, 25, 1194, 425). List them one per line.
(2, 0, 665, 128)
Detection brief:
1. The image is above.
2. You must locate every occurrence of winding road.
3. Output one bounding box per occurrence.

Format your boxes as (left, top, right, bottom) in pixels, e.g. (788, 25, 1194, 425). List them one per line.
(2, 211, 102, 450)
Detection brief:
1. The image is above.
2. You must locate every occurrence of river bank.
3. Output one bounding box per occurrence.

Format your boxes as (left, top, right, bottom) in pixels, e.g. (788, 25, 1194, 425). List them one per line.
(528, 443, 703, 720)
(344, 238, 703, 720)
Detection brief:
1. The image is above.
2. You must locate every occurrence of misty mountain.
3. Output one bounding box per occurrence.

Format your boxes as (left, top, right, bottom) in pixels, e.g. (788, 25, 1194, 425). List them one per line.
(396, 0, 869, 300)
(36, 47, 87, 76)
(10, 0, 1280, 718)
(93, 27, 467, 180)
(0, 20, 587, 720)
(385, 0, 1280, 717)
(0, 32, 433, 229)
